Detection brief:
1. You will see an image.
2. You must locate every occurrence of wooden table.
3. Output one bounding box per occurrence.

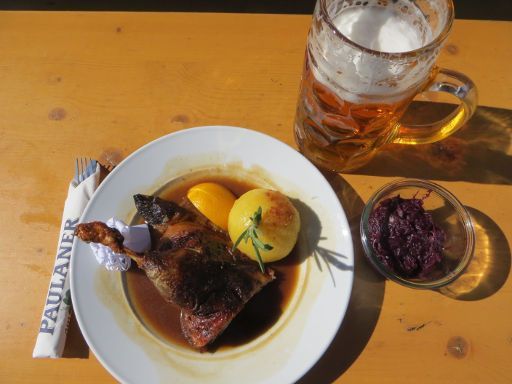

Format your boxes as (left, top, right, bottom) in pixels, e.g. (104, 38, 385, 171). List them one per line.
(1, 11, 511, 384)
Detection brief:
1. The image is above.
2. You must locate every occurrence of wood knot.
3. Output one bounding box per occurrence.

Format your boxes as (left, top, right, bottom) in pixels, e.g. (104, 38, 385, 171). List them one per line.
(446, 336, 469, 359)
(48, 107, 67, 121)
(170, 114, 190, 123)
(48, 75, 62, 84)
(445, 44, 459, 55)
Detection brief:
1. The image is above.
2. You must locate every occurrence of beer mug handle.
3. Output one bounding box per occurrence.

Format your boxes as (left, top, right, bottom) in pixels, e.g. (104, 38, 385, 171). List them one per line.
(393, 68, 478, 145)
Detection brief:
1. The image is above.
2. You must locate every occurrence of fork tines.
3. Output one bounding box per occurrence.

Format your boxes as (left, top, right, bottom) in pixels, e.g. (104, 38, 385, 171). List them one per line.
(75, 157, 97, 185)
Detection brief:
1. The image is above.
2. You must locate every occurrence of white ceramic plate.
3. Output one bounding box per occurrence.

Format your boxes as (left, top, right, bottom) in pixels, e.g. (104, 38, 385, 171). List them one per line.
(70, 126, 354, 384)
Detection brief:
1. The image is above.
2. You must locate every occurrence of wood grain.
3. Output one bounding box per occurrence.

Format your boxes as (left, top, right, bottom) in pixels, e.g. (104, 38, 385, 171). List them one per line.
(0, 11, 510, 383)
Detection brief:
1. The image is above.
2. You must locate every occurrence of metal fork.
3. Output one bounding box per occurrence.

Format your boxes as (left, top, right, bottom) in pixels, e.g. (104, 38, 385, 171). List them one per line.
(74, 158, 97, 185)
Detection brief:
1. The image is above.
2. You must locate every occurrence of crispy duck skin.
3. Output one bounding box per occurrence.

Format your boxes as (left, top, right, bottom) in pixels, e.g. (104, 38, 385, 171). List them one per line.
(133, 194, 214, 236)
(76, 194, 275, 349)
(133, 194, 193, 225)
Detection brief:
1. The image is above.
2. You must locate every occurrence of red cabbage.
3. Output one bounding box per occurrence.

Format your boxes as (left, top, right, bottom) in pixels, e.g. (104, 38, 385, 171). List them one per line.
(368, 193, 445, 278)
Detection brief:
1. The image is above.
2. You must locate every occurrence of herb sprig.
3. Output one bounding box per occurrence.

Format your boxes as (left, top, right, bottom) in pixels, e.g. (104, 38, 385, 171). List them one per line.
(231, 206, 273, 273)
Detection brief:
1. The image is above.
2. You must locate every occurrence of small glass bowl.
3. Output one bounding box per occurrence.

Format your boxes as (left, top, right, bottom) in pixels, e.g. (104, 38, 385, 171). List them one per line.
(360, 179, 475, 289)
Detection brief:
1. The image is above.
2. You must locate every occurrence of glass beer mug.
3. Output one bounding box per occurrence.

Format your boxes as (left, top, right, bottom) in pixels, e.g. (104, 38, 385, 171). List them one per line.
(294, 0, 477, 172)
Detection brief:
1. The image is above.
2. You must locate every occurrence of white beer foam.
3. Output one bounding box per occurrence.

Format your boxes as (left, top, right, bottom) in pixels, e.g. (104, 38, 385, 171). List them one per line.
(311, 2, 435, 103)
(334, 7, 427, 52)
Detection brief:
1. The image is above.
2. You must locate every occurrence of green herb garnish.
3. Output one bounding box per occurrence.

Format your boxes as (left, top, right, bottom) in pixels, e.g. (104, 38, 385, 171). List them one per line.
(231, 206, 273, 273)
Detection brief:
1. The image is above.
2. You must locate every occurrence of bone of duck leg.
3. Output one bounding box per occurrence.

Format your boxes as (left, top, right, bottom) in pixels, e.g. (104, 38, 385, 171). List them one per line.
(75, 221, 145, 265)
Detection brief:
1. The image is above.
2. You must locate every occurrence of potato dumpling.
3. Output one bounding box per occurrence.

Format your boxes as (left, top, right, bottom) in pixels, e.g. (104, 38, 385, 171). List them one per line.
(228, 189, 300, 263)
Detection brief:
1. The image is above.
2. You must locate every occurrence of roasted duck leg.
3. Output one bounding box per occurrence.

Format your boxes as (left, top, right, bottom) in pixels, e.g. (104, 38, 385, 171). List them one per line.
(76, 195, 275, 349)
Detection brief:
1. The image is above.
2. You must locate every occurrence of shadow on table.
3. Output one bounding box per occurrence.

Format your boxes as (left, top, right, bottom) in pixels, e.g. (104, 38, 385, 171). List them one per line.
(62, 310, 90, 358)
(353, 104, 512, 185)
(437, 207, 511, 301)
(298, 173, 385, 384)
(292, 197, 354, 290)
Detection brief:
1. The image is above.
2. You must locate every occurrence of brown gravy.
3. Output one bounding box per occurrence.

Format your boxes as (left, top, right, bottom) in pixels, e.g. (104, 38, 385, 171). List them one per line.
(123, 173, 301, 351)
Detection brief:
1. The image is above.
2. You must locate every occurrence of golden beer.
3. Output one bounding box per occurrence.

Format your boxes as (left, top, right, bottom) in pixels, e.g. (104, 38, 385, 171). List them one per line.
(294, 0, 477, 172)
